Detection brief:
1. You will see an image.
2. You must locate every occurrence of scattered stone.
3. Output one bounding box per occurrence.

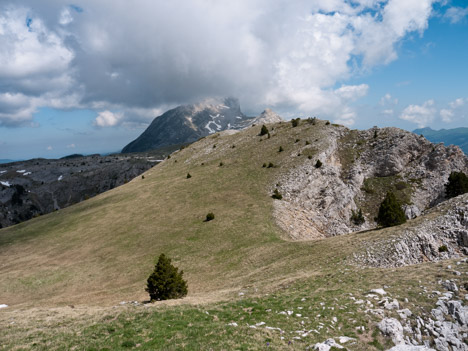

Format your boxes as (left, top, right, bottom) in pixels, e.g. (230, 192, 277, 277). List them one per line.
(227, 322, 238, 327)
(311, 338, 344, 350)
(371, 288, 387, 295)
(0, 304, 8, 309)
(386, 346, 435, 351)
(398, 309, 413, 319)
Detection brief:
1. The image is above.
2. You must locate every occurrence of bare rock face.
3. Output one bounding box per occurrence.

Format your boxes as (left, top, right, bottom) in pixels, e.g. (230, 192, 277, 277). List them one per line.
(352, 194, 468, 268)
(248, 109, 284, 126)
(273, 125, 468, 240)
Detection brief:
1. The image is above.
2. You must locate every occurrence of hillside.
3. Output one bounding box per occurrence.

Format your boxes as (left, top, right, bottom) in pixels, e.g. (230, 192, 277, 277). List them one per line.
(1, 119, 467, 350)
(414, 127, 468, 154)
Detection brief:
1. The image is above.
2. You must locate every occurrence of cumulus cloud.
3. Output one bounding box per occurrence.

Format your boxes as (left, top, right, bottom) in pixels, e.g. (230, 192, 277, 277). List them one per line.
(440, 98, 466, 123)
(93, 110, 124, 127)
(0, 0, 440, 127)
(400, 100, 436, 127)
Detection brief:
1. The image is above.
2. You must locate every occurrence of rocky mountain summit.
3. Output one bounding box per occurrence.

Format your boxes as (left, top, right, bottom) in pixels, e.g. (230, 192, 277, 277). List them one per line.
(122, 97, 252, 153)
(122, 98, 284, 153)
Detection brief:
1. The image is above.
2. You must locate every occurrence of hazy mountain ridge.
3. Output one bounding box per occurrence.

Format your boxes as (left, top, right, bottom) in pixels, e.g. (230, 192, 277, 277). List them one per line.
(413, 127, 468, 154)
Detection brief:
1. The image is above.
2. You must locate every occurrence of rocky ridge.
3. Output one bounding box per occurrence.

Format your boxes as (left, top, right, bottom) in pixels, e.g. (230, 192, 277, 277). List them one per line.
(273, 125, 468, 240)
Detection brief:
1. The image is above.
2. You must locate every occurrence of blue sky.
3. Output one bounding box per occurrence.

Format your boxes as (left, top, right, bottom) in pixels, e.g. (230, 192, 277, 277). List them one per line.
(0, 0, 467, 160)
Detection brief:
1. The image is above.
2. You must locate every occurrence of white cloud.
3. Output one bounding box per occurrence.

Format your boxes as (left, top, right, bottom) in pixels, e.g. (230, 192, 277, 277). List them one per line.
(66, 143, 76, 148)
(382, 109, 394, 115)
(444, 6, 468, 24)
(379, 93, 398, 106)
(46, 146, 53, 151)
(0, 0, 439, 127)
(449, 98, 465, 109)
(440, 109, 454, 123)
(400, 100, 436, 127)
(93, 110, 123, 127)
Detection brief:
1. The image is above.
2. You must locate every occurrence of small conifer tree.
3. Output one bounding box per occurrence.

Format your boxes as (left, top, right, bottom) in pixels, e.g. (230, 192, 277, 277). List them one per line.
(315, 159, 322, 168)
(146, 254, 188, 301)
(376, 192, 406, 227)
(186, 173, 192, 179)
(259, 124, 269, 136)
(445, 171, 468, 198)
(279, 146, 284, 152)
(350, 209, 365, 225)
(205, 212, 215, 222)
(272, 189, 283, 200)
(291, 118, 300, 127)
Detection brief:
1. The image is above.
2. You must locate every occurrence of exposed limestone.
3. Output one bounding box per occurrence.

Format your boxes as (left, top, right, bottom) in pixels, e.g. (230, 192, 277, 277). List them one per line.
(352, 194, 468, 268)
(273, 126, 468, 240)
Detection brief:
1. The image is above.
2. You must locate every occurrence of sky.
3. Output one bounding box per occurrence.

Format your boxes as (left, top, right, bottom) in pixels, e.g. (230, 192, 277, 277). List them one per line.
(0, 0, 467, 160)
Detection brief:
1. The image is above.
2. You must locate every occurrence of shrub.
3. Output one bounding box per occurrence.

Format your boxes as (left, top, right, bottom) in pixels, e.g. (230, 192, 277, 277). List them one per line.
(315, 159, 322, 168)
(305, 140, 310, 145)
(445, 171, 468, 199)
(267, 132, 271, 139)
(141, 175, 145, 179)
(259, 124, 269, 136)
(295, 139, 300, 143)
(262, 163, 267, 168)
(146, 253, 188, 301)
(219, 162, 224, 167)
(272, 189, 283, 200)
(351, 209, 365, 225)
(267, 162, 275, 168)
(376, 192, 406, 228)
(205, 212, 215, 222)
(373, 130, 378, 139)
(291, 118, 300, 127)
(325, 121, 330, 125)
(438, 245, 448, 253)
(186, 173, 192, 179)
(279, 146, 284, 152)
(308, 155, 312, 160)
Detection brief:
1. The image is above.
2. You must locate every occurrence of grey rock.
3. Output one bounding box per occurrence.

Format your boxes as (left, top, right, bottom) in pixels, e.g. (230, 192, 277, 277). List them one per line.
(378, 318, 404, 345)
(386, 345, 435, 351)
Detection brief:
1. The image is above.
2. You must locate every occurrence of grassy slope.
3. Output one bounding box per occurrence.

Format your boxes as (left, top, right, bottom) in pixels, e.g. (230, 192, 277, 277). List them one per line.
(0, 120, 341, 307)
(1, 120, 466, 350)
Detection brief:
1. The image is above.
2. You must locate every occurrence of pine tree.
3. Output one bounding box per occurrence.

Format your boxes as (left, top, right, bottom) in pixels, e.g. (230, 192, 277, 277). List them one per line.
(445, 171, 468, 199)
(376, 192, 406, 228)
(146, 254, 188, 301)
(259, 124, 269, 136)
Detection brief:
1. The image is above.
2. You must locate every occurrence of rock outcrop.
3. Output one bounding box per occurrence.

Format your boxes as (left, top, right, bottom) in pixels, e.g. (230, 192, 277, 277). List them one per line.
(352, 194, 468, 268)
(273, 125, 468, 240)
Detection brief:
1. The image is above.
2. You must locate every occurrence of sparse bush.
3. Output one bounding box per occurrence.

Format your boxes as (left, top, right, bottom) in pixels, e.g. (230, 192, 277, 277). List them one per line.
(146, 253, 188, 301)
(305, 140, 310, 145)
(272, 189, 283, 200)
(268, 162, 274, 168)
(279, 146, 284, 152)
(291, 118, 300, 127)
(262, 163, 267, 168)
(205, 212, 215, 222)
(315, 159, 322, 168)
(445, 171, 468, 199)
(295, 139, 300, 143)
(350, 209, 365, 225)
(376, 191, 406, 228)
(259, 124, 269, 136)
(122, 340, 136, 348)
(325, 121, 330, 125)
(167, 155, 171, 159)
(186, 173, 192, 179)
(438, 245, 448, 253)
(373, 130, 378, 139)
(213, 144, 216, 148)
(267, 132, 271, 139)
(141, 175, 145, 179)
(308, 155, 312, 160)
(219, 162, 224, 167)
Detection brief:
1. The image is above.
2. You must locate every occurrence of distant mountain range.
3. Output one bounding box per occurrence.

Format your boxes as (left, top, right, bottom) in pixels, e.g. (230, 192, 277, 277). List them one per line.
(0, 159, 19, 164)
(413, 127, 468, 154)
